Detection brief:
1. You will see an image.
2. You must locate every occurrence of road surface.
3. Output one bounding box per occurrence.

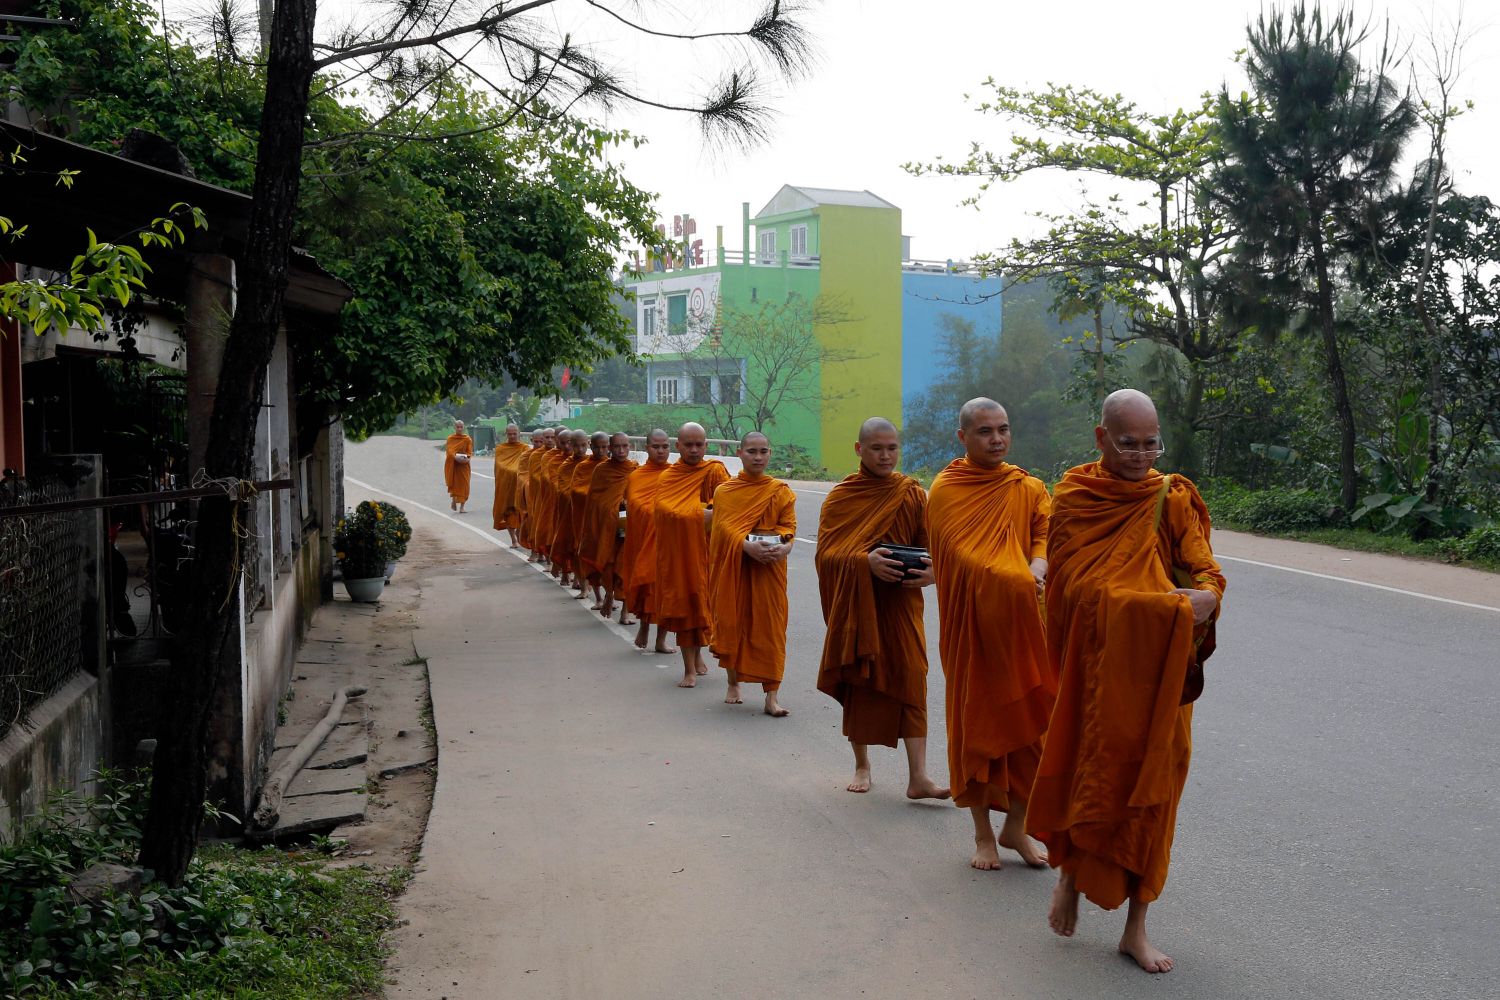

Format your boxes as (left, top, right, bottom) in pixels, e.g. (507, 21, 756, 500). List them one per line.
(349, 435, 1500, 1000)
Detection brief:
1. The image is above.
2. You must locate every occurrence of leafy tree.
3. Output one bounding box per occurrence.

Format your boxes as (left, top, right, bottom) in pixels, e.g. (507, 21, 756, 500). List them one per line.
(1215, 2, 1417, 512)
(907, 84, 1238, 474)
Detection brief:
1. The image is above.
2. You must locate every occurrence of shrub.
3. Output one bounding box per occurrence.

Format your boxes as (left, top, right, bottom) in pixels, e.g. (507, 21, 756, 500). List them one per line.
(372, 501, 412, 560)
(1453, 524, 1500, 562)
(1201, 481, 1339, 532)
(333, 501, 397, 578)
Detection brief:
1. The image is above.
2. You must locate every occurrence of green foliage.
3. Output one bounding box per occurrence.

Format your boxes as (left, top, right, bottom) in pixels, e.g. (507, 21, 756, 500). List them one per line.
(1201, 480, 1341, 532)
(1, 772, 403, 998)
(333, 501, 399, 579)
(0, 201, 205, 337)
(1452, 525, 1500, 562)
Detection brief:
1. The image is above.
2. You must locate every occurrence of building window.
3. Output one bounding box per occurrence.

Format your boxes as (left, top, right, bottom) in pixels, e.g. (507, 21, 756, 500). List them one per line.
(655, 377, 679, 404)
(691, 374, 713, 403)
(641, 297, 656, 339)
(758, 229, 777, 264)
(667, 293, 688, 333)
(720, 371, 742, 404)
(790, 224, 808, 258)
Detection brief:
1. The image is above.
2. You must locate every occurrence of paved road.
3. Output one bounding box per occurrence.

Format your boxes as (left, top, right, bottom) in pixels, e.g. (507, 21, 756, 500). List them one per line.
(350, 435, 1500, 1000)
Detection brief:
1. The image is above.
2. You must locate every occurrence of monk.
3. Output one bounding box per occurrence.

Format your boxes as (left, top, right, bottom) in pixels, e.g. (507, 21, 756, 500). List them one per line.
(551, 430, 590, 590)
(653, 422, 731, 687)
(571, 431, 612, 605)
(815, 418, 948, 799)
(516, 429, 540, 561)
(618, 430, 676, 653)
(579, 432, 638, 619)
(535, 428, 569, 574)
(443, 419, 474, 513)
(927, 397, 1054, 872)
(1027, 389, 1224, 974)
(491, 424, 529, 545)
(524, 429, 557, 564)
(706, 432, 796, 717)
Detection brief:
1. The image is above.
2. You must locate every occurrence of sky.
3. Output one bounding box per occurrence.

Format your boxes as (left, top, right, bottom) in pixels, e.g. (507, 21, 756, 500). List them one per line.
(571, 0, 1497, 262)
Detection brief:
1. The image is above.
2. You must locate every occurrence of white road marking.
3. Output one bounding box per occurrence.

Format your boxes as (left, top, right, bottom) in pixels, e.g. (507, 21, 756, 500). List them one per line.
(1216, 554, 1500, 614)
(344, 476, 651, 649)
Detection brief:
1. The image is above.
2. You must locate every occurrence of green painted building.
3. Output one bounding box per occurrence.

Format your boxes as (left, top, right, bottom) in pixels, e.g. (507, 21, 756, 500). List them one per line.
(627, 185, 904, 476)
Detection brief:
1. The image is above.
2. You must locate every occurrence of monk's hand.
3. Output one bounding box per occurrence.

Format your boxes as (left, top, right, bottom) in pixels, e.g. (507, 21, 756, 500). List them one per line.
(901, 556, 935, 589)
(868, 547, 906, 583)
(743, 538, 778, 564)
(1171, 587, 1218, 625)
(1030, 557, 1048, 595)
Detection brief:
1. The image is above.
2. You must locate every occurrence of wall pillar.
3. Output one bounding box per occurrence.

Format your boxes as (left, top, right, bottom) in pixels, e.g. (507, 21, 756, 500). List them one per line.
(185, 254, 235, 482)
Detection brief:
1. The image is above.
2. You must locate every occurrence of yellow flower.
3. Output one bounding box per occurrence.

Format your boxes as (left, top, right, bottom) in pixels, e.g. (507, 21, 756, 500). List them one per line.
(337, 551, 346, 559)
(375, 510, 384, 520)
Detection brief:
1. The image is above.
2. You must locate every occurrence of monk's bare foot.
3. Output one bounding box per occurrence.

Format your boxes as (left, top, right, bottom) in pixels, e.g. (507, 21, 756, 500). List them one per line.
(590, 600, 604, 611)
(1048, 875, 1079, 937)
(620, 615, 636, 626)
(847, 768, 871, 793)
(599, 600, 612, 617)
(677, 674, 696, 688)
(724, 683, 743, 705)
(970, 836, 1003, 871)
(458, 505, 465, 513)
(763, 694, 789, 717)
(905, 778, 950, 801)
(1119, 933, 1173, 974)
(695, 662, 709, 676)
(998, 815, 1049, 868)
(634, 625, 649, 649)
(653, 642, 676, 655)
(450, 500, 457, 510)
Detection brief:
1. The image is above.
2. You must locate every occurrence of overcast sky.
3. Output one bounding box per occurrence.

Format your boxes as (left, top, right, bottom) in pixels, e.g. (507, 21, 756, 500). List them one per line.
(581, 0, 1496, 262)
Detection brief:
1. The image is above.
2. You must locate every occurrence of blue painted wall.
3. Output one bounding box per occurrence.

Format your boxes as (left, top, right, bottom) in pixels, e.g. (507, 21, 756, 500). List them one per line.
(899, 272, 1003, 413)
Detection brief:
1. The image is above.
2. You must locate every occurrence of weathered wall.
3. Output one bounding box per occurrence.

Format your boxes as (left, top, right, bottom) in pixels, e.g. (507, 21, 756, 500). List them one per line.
(0, 674, 102, 842)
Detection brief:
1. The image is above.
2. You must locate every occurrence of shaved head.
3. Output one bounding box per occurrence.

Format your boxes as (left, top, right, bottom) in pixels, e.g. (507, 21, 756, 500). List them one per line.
(591, 431, 609, 445)
(1100, 388, 1158, 430)
(959, 397, 1004, 431)
(648, 428, 670, 443)
(740, 430, 769, 448)
(855, 416, 900, 478)
(738, 431, 772, 477)
(676, 422, 707, 465)
(858, 417, 898, 444)
(1096, 389, 1163, 482)
(646, 428, 671, 463)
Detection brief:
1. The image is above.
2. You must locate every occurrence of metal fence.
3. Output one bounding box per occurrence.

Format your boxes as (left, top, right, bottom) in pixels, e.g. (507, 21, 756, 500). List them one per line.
(0, 467, 96, 742)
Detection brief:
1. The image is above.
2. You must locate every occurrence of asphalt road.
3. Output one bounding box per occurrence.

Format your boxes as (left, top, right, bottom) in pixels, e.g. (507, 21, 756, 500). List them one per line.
(350, 435, 1500, 1000)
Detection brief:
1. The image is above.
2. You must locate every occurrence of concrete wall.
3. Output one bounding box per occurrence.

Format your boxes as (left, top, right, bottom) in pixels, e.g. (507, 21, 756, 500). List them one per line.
(238, 544, 311, 819)
(0, 674, 102, 842)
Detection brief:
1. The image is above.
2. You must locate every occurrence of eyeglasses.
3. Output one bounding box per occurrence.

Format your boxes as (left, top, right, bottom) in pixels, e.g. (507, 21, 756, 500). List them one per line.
(1109, 436, 1166, 460)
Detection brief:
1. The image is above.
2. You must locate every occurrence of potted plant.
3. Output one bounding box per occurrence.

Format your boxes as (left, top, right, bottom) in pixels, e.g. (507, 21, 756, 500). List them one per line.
(373, 501, 411, 581)
(334, 501, 393, 602)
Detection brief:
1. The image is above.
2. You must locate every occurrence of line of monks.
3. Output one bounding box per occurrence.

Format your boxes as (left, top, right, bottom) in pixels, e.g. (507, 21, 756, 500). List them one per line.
(477, 388, 1224, 975)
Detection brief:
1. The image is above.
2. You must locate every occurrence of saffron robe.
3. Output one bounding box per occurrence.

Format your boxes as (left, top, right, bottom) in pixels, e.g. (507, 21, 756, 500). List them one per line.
(617, 459, 672, 617)
(653, 459, 731, 645)
(1026, 463, 1224, 910)
(707, 473, 797, 690)
(443, 433, 474, 504)
(491, 442, 530, 530)
(550, 456, 589, 572)
(579, 458, 638, 587)
(814, 469, 931, 748)
(516, 450, 536, 547)
(927, 458, 1054, 813)
(567, 456, 602, 569)
(530, 450, 564, 559)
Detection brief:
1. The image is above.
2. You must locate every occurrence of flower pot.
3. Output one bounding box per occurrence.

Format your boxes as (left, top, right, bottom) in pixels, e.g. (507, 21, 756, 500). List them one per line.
(343, 577, 385, 603)
(384, 560, 398, 583)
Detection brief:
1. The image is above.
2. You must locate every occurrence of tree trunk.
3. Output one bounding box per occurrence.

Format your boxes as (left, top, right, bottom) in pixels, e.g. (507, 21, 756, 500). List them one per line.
(1415, 143, 1446, 507)
(1173, 362, 1204, 478)
(1309, 228, 1359, 514)
(138, 0, 318, 887)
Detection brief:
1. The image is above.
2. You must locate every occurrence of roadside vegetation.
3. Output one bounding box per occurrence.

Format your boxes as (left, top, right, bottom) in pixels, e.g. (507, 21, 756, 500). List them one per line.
(2, 771, 404, 998)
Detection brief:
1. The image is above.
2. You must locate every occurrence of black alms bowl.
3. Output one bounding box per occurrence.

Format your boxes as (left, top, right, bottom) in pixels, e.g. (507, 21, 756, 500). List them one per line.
(878, 542, 930, 577)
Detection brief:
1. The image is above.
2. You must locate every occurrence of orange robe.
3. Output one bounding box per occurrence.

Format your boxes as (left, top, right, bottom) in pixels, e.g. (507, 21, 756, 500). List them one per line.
(443, 433, 474, 504)
(653, 459, 731, 646)
(579, 458, 638, 588)
(617, 459, 672, 617)
(927, 458, 1054, 813)
(531, 451, 563, 559)
(707, 473, 797, 691)
(1027, 464, 1224, 910)
(516, 450, 536, 547)
(491, 442, 530, 530)
(567, 457, 602, 574)
(550, 456, 588, 573)
(814, 470, 931, 748)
